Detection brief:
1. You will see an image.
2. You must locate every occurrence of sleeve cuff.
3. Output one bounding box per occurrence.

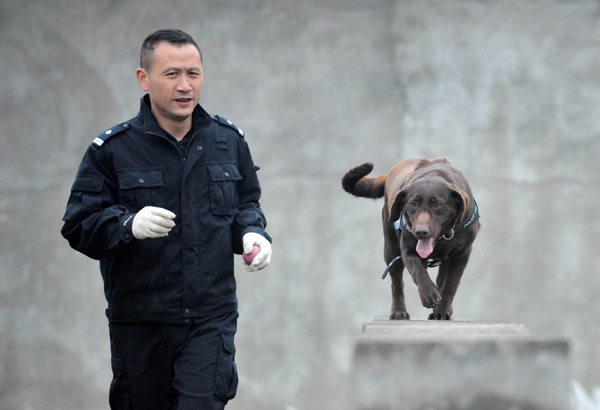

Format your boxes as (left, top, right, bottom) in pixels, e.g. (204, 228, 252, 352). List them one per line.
(242, 226, 272, 243)
(120, 213, 136, 243)
(234, 226, 272, 255)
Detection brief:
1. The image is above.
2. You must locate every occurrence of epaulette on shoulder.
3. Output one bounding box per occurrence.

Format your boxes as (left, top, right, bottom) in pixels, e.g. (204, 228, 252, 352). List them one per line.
(212, 115, 245, 137)
(91, 122, 130, 148)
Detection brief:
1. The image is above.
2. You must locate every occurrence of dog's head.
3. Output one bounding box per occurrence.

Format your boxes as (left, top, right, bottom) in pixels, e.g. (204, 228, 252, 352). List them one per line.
(388, 176, 470, 258)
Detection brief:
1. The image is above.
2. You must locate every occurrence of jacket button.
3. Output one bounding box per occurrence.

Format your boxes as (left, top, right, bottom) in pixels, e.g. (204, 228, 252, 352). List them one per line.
(139, 179, 144, 183)
(185, 309, 190, 314)
(183, 318, 190, 323)
(197, 146, 202, 151)
(224, 172, 230, 177)
(122, 123, 129, 128)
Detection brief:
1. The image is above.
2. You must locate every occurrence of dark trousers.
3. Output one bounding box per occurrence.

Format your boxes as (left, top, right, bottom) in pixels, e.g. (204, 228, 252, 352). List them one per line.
(108, 310, 239, 410)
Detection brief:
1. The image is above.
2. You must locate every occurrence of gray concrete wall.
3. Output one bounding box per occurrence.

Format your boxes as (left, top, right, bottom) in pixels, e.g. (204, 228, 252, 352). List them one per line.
(1, 0, 600, 409)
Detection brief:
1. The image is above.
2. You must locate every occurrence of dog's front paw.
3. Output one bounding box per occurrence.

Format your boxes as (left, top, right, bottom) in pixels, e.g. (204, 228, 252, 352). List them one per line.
(428, 311, 452, 320)
(418, 282, 441, 309)
(390, 311, 410, 320)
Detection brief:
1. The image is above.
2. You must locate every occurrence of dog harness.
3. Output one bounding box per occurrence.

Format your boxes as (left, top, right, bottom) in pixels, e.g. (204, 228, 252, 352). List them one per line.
(381, 200, 480, 279)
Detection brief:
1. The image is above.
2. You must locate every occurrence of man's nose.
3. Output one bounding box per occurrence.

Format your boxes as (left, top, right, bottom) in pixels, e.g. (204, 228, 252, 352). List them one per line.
(177, 76, 192, 92)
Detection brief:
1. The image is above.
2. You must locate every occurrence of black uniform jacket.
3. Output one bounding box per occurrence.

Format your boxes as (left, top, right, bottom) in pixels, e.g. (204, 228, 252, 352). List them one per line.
(62, 96, 271, 322)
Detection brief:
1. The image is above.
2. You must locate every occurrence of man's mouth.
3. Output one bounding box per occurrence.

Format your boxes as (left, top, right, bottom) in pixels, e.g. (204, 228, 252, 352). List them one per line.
(175, 98, 193, 103)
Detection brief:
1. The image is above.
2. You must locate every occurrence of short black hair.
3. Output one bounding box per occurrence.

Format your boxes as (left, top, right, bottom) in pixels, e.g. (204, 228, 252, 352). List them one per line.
(140, 29, 202, 71)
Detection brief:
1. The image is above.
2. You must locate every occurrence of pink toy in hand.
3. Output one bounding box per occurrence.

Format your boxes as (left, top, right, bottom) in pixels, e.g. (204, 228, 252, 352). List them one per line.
(243, 245, 261, 265)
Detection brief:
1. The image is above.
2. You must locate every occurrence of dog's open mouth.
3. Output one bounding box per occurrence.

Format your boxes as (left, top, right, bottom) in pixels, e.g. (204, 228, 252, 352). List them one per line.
(416, 229, 441, 259)
(416, 237, 435, 259)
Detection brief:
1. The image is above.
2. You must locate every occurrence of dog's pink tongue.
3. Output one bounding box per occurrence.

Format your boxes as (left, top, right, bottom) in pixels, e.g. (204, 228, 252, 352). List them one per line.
(416, 238, 435, 259)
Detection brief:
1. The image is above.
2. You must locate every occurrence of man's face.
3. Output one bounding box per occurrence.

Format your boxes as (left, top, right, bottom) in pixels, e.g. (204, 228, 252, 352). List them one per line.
(137, 42, 203, 126)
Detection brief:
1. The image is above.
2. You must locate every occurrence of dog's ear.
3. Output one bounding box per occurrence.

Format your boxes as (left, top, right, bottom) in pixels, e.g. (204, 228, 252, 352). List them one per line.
(388, 189, 407, 223)
(451, 188, 470, 227)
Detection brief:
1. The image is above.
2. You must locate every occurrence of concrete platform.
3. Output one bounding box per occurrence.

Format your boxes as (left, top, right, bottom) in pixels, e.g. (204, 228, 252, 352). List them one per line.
(354, 318, 570, 410)
(364, 317, 530, 338)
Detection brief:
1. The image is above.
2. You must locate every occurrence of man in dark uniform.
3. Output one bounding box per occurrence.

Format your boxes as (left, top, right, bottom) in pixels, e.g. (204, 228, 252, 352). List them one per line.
(61, 29, 272, 410)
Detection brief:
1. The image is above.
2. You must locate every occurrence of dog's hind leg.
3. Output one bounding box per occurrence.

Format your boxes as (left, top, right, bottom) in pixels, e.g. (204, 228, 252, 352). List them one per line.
(429, 263, 452, 320)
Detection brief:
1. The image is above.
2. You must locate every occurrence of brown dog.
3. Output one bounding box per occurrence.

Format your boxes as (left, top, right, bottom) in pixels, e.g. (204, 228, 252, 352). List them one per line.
(342, 158, 480, 320)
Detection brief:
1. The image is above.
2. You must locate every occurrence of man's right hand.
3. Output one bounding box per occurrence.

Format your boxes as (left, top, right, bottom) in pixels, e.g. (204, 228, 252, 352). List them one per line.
(132, 206, 176, 240)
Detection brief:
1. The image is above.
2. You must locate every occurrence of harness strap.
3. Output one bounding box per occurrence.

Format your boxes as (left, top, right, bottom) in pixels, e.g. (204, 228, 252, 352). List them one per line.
(381, 254, 442, 280)
(453, 201, 480, 235)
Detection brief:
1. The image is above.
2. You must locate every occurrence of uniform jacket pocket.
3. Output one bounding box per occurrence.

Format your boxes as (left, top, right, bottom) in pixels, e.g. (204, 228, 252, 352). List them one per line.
(109, 355, 131, 410)
(118, 170, 164, 212)
(214, 333, 238, 403)
(207, 163, 243, 215)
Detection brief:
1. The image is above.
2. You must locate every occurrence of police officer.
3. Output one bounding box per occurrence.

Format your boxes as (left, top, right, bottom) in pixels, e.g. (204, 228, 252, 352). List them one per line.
(61, 29, 272, 410)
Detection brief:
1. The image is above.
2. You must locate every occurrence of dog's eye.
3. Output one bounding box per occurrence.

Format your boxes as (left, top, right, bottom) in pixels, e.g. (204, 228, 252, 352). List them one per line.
(434, 202, 443, 209)
(410, 201, 418, 208)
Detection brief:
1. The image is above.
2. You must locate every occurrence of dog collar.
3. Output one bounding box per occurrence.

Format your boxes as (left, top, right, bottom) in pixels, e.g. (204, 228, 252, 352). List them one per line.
(394, 200, 480, 241)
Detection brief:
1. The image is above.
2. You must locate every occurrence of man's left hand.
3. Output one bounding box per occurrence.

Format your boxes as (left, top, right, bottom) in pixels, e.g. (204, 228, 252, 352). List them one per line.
(242, 233, 272, 272)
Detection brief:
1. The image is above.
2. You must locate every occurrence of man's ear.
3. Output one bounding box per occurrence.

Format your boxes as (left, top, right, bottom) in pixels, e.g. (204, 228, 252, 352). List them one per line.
(388, 189, 407, 223)
(136, 68, 150, 92)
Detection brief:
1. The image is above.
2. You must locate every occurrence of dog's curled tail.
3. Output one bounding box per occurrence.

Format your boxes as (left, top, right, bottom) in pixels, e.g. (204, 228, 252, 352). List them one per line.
(341, 163, 387, 199)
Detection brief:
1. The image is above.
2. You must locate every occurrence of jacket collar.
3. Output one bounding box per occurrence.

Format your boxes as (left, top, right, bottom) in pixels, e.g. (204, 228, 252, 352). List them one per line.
(140, 94, 213, 136)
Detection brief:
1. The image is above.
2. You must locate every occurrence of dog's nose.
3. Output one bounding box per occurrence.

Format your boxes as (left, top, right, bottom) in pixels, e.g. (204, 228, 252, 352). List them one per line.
(414, 227, 429, 238)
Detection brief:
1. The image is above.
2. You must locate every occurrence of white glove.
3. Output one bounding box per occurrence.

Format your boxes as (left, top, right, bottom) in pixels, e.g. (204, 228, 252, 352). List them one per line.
(132, 206, 176, 240)
(242, 232, 272, 272)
